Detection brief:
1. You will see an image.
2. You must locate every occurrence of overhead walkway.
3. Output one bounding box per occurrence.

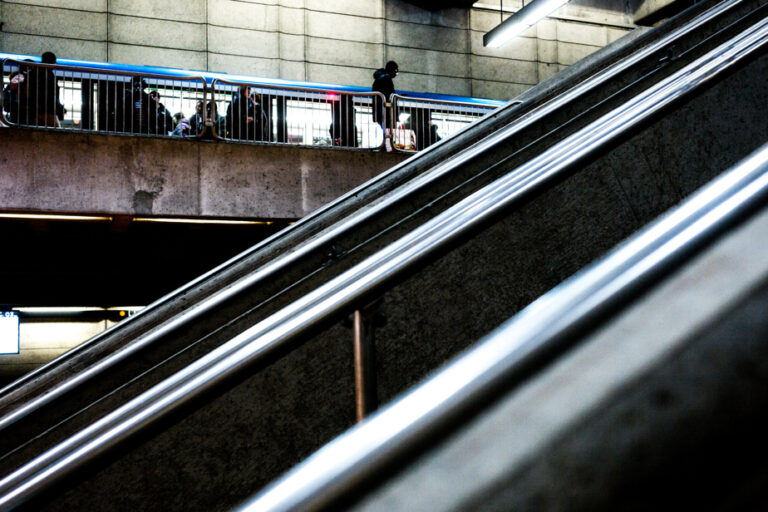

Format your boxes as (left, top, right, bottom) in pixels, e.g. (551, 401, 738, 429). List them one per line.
(0, 52, 502, 152)
(0, 0, 766, 509)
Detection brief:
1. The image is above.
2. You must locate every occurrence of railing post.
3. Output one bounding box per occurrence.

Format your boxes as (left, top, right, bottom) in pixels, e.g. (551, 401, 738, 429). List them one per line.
(81, 78, 95, 130)
(353, 309, 375, 422)
(276, 96, 287, 143)
(384, 101, 394, 152)
(351, 300, 384, 422)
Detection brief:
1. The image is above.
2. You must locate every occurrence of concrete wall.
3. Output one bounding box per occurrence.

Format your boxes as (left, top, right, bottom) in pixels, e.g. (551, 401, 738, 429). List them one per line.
(0, 0, 635, 100)
(0, 127, 408, 219)
(354, 170, 768, 512)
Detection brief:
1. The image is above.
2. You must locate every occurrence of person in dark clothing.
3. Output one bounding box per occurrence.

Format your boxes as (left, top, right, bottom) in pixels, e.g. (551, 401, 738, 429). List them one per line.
(371, 60, 398, 130)
(189, 100, 205, 136)
(28, 52, 62, 127)
(119, 76, 157, 134)
(206, 101, 227, 137)
(329, 95, 357, 147)
(43, 52, 66, 122)
(429, 121, 442, 146)
(149, 90, 175, 135)
(226, 85, 262, 141)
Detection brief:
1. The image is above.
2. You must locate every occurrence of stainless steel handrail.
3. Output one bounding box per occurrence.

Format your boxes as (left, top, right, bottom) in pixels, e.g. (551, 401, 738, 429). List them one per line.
(239, 124, 768, 512)
(0, 9, 764, 509)
(0, 0, 745, 439)
(0, 0, 744, 436)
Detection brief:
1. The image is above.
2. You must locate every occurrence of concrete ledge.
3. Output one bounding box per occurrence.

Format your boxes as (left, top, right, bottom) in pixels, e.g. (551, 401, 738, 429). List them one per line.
(0, 127, 407, 219)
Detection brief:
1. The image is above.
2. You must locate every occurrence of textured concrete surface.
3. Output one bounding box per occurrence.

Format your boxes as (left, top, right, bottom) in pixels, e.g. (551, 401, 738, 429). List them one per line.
(353, 157, 768, 512)
(25, 33, 768, 512)
(0, 128, 407, 219)
(0, 0, 634, 100)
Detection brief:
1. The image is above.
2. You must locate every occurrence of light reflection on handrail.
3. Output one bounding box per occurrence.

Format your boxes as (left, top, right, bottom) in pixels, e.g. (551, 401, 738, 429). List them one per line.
(0, 0, 743, 436)
(242, 145, 768, 512)
(238, 57, 768, 512)
(0, 9, 764, 509)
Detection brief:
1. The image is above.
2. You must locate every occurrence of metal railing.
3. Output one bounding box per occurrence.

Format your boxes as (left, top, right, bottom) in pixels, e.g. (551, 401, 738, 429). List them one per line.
(1, 58, 208, 137)
(0, 0, 729, 425)
(1, 57, 502, 150)
(240, 135, 768, 512)
(390, 94, 501, 152)
(0, 10, 764, 508)
(210, 78, 387, 148)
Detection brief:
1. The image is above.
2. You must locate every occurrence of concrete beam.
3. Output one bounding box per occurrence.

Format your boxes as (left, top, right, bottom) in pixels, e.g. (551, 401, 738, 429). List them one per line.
(0, 128, 408, 220)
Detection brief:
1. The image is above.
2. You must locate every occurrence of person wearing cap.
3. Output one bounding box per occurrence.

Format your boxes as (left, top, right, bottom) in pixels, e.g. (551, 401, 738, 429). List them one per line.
(371, 60, 399, 142)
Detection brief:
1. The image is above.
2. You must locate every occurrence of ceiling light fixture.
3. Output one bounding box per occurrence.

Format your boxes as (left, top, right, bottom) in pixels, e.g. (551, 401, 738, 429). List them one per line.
(0, 213, 113, 222)
(132, 217, 274, 226)
(483, 0, 570, 48)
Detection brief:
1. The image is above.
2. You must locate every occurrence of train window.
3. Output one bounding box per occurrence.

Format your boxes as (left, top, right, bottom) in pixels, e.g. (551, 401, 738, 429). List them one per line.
(284, 98, 332, 145)
(430, 111, 481, 139)
(58, 78, 82, 128)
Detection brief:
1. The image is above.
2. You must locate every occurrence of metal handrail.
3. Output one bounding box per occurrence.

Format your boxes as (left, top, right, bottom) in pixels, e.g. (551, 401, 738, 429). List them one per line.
(1, 58, 208, 137)
(239, 127, 768, 512)
(0, 0, 737, 425)
(0, 8, 764, 509)
(209, 77, 387, 148)
(0, 0, 743, 434)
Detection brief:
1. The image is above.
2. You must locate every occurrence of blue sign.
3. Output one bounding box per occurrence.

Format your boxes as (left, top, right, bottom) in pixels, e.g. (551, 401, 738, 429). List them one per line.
(0, 311, 20, 354)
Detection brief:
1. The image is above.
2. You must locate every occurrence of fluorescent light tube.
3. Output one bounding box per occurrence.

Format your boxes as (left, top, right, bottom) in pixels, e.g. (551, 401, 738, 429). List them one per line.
(484, 0, 570, 48)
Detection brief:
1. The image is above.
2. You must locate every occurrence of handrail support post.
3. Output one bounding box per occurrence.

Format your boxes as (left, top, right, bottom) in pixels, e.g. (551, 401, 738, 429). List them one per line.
(352, 304, 381, 422)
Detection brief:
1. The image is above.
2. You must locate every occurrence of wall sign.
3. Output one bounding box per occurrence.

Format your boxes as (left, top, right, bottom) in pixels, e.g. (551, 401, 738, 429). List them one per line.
(0, 311, 20, 354)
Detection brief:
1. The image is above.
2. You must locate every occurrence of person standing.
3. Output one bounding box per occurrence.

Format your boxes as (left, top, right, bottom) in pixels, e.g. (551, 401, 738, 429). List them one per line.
(29, 52, 62, 127)
(120, 76, 157, 134)
(189, 100, 205, 136)
(371, 60, 398, 131)
(149, 90, 175, 135)
(226, 85, 261, 141)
